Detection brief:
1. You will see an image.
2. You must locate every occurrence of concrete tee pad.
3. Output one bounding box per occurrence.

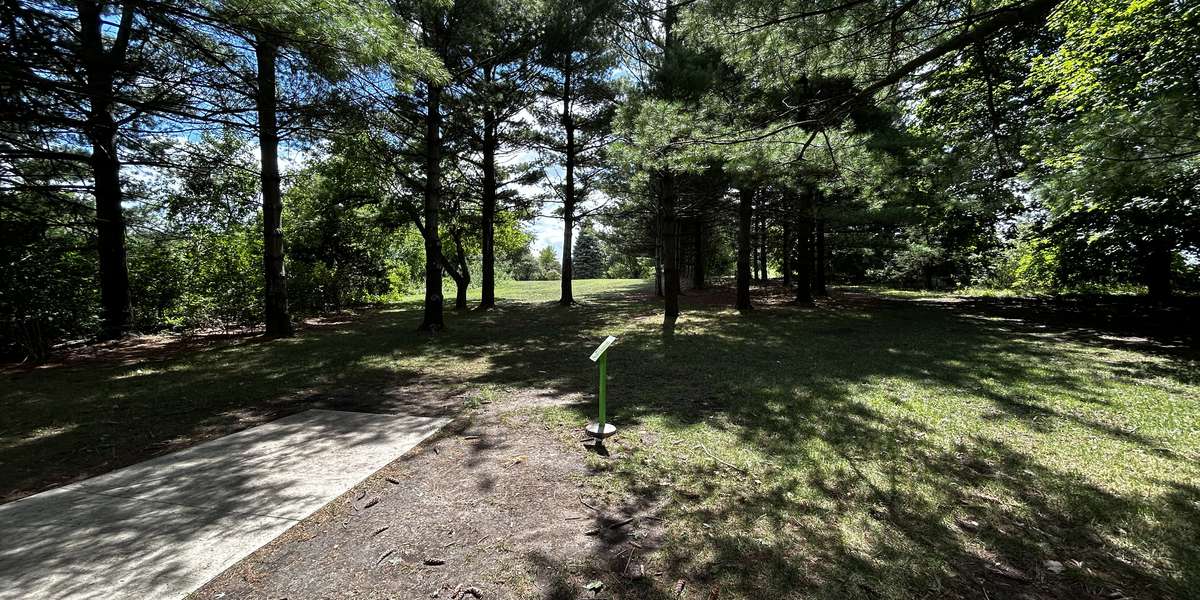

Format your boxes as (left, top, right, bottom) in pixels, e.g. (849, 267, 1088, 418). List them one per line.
(0, 409, 447, 599)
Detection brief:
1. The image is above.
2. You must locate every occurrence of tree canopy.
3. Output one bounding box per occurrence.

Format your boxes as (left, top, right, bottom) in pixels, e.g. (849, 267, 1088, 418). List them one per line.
(2, 0, 1197, 358)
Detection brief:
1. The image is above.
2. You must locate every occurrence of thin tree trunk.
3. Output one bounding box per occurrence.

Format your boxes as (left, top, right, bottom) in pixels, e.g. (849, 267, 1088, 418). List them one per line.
(660, 170, 680, 318)
(737, 187, 753, 310)
(559, 66, 575, 306)
(419, 83, 445, 331)
(662, 170, 681, 316)
(759, 206, 769, 282)
(752, 203, 761, 282)
(659, 5, 681, 322)
(255, 36, 292, 337)
(795, 191, 813, 304)
(782, 219, 791, 286)
(452, 231, 470, 310)
(479, 105, 498, 309)
(79, 1, 131, 340)
(691, 219, 705, 289)
(815, 218, 828, 296)
(654, 228, 663, 297)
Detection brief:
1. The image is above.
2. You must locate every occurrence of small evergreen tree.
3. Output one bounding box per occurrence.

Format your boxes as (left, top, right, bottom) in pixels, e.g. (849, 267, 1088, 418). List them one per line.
(573, 221, 607, 279)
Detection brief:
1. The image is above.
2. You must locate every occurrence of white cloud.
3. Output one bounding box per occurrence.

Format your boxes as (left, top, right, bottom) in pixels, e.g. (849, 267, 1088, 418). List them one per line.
(526, 215, 574, 259)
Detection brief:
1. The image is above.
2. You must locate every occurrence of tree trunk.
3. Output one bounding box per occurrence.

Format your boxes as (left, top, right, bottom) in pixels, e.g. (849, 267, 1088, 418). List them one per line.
(654, 229, 663, 297)
(88, 86, 130, 340)
(559, 66, 575, 306)
(759, 206, 769, 282)
(782, 219, 791, 286)
(91, 111, 130, 340)
(479, 105, 498, 309)
(451, 232, 470, 310)
(752, 203, 762, 282)
(691, 219, 705, 289)
(1146, 238, 1173, 300)
(815, 218, 828, 296)
(419, 83, 445, 331)
(79, 1, 131, 340)
(736, 187, 753, 310)
(660, 170, 680, 318)
(795, 191, 813, 304)
(255, 36, 292, 337)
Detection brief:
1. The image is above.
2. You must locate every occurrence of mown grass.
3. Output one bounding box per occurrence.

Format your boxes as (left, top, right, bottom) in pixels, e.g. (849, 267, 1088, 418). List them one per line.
(2, 279, 1197, 599)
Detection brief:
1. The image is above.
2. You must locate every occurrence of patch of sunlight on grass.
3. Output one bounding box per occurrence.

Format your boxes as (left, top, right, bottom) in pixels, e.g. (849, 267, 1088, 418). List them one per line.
(111, 367, 164, 380)
(0, 423, 79, 451)
(5, 280, 1198, 599)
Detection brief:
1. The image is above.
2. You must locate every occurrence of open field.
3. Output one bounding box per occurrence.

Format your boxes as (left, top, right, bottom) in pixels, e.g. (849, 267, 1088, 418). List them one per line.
(3, 279, 1198, 599)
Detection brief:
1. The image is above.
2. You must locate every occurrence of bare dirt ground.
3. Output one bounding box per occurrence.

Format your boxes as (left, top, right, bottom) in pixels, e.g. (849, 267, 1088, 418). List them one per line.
(191, 392, 670, 600)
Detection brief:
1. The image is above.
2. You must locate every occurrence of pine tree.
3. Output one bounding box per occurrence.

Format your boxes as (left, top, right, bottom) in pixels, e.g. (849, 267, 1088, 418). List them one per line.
(572, 221, 606, 279)
(533, 0, 618, 305)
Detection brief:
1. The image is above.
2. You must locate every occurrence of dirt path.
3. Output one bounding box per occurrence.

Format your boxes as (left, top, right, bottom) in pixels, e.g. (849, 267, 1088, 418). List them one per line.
(191, 393, 668, 600)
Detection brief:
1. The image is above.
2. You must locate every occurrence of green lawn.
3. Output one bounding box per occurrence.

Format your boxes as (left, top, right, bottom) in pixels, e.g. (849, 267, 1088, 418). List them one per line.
(2, 279, 1197, 598)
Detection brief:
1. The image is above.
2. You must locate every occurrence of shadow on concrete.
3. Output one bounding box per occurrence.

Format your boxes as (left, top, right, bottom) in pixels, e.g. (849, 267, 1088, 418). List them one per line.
(0, 410, 441, 599)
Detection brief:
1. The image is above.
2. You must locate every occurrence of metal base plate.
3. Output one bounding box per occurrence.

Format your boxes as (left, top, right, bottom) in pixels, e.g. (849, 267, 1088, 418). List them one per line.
(585, 422, 617, 439)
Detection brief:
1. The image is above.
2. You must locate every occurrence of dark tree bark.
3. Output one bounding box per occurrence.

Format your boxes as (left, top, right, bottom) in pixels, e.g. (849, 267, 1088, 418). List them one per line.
(795, 191, 813, 305)
(758, 206, 768, 280)
(254, 35, 292, 337)
(79, 2, 132, 340)
(759, 206, 769, 282)
(654, 229, 663, 297)
(1145, 238, 1173, 300)
(781, 219, 792, 286)
(736, 187, 754, 310)
(479, 103, 498, 309)
(559, 65, 575, 306)
(418, 83, 445, 331)
(449, 231, 470, 310)
(691, 219, 705, 289)
(752, 201, 763, 282)
(660, 170, 680, 318)
(815, 218, 828, 296)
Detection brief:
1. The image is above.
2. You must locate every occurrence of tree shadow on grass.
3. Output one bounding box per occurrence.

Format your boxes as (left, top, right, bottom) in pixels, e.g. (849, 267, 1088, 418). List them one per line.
(439, 285, 1198, 599)
(0, 280, 654, 501)
(2, 281, 1197, 599)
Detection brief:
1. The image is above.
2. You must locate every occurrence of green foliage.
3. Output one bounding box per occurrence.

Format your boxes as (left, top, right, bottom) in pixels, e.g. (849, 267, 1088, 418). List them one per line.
(1024, 0, 1200, 294)
(871, 237, 947, 289)
(0, 225, 98, 359)
(1010, 236, 1062, 292)
(213, 0, 445, 85)
(505, 249, 540, 281)
(126, 235, 187, 328)
(572, 221, 607, 278)
(606, 256, 653, 279)
(536, 247, 561, 280)
(283, 162, 419, 312)
(170, 225, 264, 328)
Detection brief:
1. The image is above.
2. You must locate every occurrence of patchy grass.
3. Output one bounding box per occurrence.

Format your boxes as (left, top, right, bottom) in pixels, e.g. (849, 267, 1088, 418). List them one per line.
(3, 279, 1198, 599)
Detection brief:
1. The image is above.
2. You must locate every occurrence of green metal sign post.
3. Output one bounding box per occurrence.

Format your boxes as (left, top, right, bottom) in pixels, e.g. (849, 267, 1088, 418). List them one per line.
(586, 336, 617, 441)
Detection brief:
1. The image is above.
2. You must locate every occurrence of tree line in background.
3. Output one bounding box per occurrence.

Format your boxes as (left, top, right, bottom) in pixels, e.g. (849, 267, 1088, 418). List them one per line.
(2, 0, 1197, 359)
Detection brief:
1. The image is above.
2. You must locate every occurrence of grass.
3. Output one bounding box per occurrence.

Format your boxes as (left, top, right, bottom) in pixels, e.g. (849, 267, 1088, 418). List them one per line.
(2, 279, 1198, 599)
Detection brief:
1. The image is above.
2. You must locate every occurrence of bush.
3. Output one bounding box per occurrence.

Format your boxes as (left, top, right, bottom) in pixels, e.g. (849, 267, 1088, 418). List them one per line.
(0, 226, 99, 360)
(163, 226, 263, 329)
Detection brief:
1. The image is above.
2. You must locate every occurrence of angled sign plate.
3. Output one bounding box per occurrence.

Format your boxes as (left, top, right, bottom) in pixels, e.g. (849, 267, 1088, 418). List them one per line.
(589, 336, 617, 362)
